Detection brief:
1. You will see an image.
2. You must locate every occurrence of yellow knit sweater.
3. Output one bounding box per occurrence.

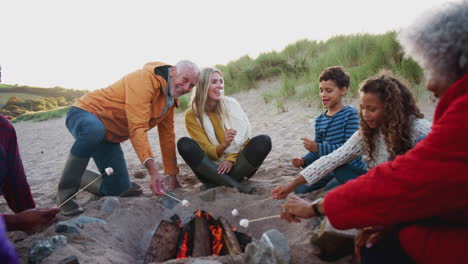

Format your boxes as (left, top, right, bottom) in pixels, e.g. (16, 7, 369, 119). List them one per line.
(185, 109, 249, 163)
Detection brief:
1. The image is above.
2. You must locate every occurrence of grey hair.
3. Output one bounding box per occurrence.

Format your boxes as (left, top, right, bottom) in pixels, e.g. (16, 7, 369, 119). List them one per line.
(398, 1, 468, 86)
(174, 60, 200, 77)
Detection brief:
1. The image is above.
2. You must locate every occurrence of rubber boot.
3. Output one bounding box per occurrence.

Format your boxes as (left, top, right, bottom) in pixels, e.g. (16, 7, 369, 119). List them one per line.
(57, 153, 89, 216)
(229, 151, 258, 181)
(80, 169, 142, 197)
(80, 169, 102, 195)
(196, 157, 253, 194)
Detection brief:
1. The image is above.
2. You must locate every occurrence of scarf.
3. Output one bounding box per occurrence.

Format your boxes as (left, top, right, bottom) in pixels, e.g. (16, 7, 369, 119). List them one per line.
(199, 96, 251, 162)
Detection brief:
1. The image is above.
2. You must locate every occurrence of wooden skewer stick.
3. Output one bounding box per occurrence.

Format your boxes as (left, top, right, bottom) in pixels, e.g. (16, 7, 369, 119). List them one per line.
(58, 168, 113, 208)
(162, 192, 190, 207)
(249, 215, 280, 223)
(163, 192, 182, 202)
(240, 215, 280, 228)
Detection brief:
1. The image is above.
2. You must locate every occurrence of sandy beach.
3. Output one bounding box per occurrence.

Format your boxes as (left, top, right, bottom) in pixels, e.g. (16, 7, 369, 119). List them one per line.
(3, 80, 437, 264)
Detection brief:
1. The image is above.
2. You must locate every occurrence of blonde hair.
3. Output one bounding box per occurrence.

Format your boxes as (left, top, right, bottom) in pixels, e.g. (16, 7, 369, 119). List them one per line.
(190, 67, 228, 130)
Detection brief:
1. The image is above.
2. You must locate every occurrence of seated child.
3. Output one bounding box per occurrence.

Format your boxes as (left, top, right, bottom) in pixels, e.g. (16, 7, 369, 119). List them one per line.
(272, 73, 431, 199)
(292, 66, 366, 194)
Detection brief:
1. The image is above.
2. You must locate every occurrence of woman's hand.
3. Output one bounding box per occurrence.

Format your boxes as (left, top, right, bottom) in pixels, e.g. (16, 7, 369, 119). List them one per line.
(223, 129, 237, 147)
(271, 182, 295, 199)
(354, 226, 394, 263)
(301, 137, 318, 152)
(291, 158, 305, 168)
(217, 160, 233, 174)
(280, 194, 315, 222)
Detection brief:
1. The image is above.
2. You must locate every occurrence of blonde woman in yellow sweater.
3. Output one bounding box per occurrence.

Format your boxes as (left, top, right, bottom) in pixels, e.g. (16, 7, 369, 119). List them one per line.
(177, 67, 271, 193)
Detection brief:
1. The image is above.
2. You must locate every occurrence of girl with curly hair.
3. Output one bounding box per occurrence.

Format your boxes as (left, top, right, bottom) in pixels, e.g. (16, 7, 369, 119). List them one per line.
(359, 74, 426, 167)
(271, 73, 431, 198)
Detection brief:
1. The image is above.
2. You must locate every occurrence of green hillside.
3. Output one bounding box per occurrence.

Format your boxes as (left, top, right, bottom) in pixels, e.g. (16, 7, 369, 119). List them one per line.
(215, 31, 426, 112)
(0, 84, 88, 120)
(0, 92, 45, 105)
(0, 84, 87, 101)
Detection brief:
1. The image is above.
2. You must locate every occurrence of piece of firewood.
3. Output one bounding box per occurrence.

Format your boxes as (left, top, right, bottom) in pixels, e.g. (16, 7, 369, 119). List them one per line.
(219, 217, 242, 255)
(192, 216, 212, 257)
(144, 220, 180, 263)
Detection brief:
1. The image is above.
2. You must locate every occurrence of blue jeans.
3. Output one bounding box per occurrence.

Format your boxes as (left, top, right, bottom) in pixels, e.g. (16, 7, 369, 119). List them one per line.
(66, 107, 130, 196)
(295, 152, 367, 194)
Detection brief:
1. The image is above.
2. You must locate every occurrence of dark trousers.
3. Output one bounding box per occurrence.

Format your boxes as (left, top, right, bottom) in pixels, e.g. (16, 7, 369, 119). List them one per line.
(177, 135, 271, 186)
(361, 231, 415, 264)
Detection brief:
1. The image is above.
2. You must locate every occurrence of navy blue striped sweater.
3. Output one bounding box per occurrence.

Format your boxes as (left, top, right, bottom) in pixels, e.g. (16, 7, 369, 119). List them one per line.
(302, 106, 366, 169)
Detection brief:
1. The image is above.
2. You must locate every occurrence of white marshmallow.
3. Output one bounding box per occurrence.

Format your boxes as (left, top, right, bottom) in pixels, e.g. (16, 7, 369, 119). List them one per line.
(105, 167, 114, 175)
(181, 200, 190, 207)
(231, 209, 239, 217)
(239, 219, 249, 228)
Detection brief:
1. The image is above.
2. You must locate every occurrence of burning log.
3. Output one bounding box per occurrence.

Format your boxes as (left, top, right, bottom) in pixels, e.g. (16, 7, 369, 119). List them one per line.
(192, 213, 213, 257)
(144, 220, 181, 263)
(219, 217, 242, 255)
(145, 210, 251, 262)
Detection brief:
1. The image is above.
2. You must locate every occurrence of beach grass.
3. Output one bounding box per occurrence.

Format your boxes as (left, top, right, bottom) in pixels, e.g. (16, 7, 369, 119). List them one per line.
(216, 31, 424, 106)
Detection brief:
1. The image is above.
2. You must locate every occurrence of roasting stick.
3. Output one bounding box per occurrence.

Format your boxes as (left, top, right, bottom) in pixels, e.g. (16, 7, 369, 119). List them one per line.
(239, 215, 280, 228)
(58, 167, 114, 208)
(163, 192, 190, 207)
(163, 192, 181, 202)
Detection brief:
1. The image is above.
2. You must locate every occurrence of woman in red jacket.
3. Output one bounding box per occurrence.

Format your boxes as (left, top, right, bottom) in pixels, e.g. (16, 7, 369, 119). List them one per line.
(278, 2, 468, 264)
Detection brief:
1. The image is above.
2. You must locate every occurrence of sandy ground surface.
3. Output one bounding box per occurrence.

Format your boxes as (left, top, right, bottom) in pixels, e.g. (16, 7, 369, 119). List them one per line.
(3, 80, 437, 264)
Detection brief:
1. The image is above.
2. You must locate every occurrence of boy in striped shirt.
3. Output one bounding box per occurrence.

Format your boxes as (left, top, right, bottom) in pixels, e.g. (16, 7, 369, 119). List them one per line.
(292, 66, 366, 193)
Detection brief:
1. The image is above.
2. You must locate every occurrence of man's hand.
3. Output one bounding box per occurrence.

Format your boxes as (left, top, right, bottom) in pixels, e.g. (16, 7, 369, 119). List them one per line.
(145, 159, 166, 196)
(271, 182, 295, 199)
(150, 173, 166, 196)
(217, 160, 233, 174)
(301, 137, 318, 152)
(167, 175, 181, 191)
(223, 129, 237, 147)
(291, 158, 305, 168)
(4, 207, 61, 232)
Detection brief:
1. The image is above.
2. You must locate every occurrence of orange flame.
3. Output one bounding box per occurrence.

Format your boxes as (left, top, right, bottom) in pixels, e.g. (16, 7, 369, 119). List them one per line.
(196, 209, 203, 218)
(209, 225, 224, 256)
(176, 232, 189, 259)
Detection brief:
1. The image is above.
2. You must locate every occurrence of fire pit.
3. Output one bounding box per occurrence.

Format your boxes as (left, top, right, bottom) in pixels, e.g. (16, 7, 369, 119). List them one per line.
(144, 210, 252, 263)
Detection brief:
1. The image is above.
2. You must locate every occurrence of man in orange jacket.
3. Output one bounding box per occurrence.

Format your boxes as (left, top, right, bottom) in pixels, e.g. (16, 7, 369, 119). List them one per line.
(57, 60, 200, 216)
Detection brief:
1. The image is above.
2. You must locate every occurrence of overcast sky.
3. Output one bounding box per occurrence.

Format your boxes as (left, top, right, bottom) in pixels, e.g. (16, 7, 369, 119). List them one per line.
(0, 0, 452, 90)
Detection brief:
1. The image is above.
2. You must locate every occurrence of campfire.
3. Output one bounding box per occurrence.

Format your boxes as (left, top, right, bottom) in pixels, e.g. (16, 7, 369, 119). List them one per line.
(144, 209, 252, 263)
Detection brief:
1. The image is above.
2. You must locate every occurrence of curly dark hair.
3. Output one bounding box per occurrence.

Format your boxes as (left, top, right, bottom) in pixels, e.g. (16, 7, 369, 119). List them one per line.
(359, 74, 424, 163)
(319, 66, 350, 88)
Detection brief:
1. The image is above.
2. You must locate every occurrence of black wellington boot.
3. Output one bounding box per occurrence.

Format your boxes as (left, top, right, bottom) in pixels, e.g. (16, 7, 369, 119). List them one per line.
(196, 157, 254, 194)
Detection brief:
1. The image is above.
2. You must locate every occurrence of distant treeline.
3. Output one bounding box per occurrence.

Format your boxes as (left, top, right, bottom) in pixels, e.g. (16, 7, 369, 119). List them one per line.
(0, 84, 88, 101)
(0, 84, 88, 120)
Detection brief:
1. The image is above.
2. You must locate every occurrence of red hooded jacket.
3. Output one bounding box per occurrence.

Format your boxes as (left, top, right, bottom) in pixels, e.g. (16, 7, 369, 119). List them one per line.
(324, 74, 468, 264)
